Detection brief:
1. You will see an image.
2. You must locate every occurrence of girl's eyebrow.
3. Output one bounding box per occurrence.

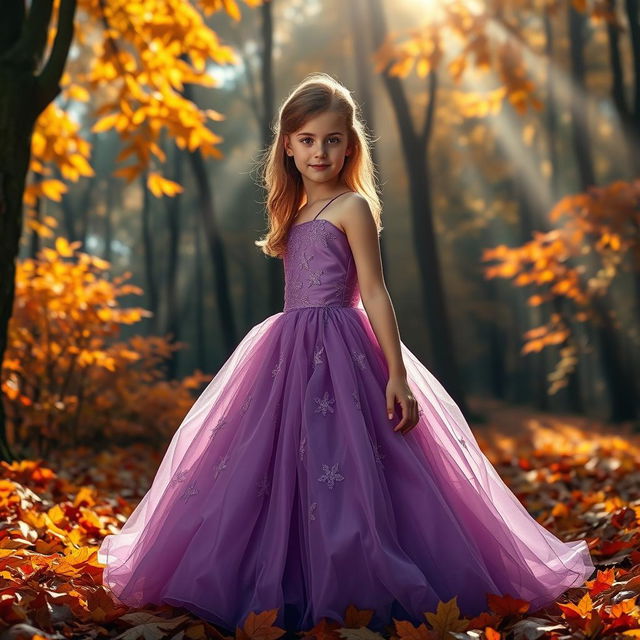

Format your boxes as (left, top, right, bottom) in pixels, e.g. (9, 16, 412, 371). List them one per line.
(297, 132, 343, 137)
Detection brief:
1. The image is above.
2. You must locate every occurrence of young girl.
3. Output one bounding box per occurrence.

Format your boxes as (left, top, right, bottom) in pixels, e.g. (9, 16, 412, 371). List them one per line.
(98, 72, 595, 633)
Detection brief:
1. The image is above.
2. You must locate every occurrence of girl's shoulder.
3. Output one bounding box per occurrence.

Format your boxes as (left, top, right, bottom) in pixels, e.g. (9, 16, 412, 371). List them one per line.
(333, 192, 375, 234)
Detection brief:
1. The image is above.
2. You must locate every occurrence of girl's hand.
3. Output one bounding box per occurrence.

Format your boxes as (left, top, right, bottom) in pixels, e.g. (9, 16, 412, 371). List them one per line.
(386, 375, 420, 435)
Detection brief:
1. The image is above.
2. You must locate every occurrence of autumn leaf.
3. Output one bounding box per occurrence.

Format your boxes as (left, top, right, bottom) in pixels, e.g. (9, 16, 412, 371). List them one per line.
(486, 593, 530, 616)
(147, 172, 185, 198)
(393, 618, 435, 640)
(424, 596, 469, 639)
(557, 592, 593, 620)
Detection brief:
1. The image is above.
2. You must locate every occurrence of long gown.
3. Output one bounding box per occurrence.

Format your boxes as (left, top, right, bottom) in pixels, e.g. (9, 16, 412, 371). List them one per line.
(97, 200, 595, 633)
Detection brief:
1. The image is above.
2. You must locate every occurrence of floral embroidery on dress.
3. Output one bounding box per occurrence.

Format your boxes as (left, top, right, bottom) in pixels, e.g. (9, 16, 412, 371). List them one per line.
(351, 349, 367, 371)
(307, 269, 324, 287)
(373, 443, 386, 470)
(170, 469, 188, 487)
(351, 390, 361, 410)
(314, 391, 335, 416)
(313, 346, 325, 367)
(214, 454, 230, 479)
(271, 354, 283, 378)
(283, 218, 362, 311)
(318, 462, 344, 489)
(208, 415, 228, 441)
(308, 220, 338, 248)
(309, 501, 318, 521)
(257, 473, 271, 497)
(240, 394, 253, 415)
(332, 279, 347, 304)
(298, 435, 307, 460)
(181, 484, 199, 503)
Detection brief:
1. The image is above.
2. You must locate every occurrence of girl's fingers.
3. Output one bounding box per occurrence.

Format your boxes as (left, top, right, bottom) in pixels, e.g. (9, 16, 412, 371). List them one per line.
(393, 399, 409, 431)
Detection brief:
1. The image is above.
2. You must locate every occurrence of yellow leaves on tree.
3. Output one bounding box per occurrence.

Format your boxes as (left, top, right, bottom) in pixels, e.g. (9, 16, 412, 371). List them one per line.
(26, 0, 263, 237)
(1, 238, 211, 457)
(372, 0, 543, 115)
(147, 172, 185, 197)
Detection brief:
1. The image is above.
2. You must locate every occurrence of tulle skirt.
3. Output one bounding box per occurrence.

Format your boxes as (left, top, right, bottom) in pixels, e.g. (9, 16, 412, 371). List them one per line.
(98, 305, 595, 632)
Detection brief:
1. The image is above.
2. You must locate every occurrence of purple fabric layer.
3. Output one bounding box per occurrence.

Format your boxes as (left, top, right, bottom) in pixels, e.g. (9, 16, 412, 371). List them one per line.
(98, 218, 594, 632)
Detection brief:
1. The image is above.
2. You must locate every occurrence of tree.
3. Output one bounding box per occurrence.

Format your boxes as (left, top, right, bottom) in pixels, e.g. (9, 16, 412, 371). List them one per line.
(0, 0, 261, 461)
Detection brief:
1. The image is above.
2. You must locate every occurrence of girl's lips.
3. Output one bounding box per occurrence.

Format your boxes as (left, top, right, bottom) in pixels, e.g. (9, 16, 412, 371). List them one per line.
(310, 164, 330, 170)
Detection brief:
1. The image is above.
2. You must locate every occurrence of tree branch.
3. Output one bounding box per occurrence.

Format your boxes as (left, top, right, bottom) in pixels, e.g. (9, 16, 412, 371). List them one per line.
(419, 68, 438, 151)
(35, 0, 76, 115)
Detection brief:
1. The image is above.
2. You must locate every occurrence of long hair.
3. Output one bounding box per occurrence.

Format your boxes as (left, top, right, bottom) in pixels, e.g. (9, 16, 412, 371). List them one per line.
(254, 72, 382, 259)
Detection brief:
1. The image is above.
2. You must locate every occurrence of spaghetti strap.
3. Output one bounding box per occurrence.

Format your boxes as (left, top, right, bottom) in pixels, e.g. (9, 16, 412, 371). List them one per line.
(312, 191, 352, 220)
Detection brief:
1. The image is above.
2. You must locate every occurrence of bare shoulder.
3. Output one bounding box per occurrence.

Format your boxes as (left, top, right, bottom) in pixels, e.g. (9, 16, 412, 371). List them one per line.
(334, 191, 375, 235)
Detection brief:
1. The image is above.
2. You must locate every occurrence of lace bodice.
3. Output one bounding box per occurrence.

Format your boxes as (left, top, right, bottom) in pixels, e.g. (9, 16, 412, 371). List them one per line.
(283, 218, 361, 312)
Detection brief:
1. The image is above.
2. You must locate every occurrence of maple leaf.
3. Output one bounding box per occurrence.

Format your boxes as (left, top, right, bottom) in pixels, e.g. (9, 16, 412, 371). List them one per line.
(424, 597, 469, 639)
(557, 592, 593, 620)
(236, 608, 286, 640)
(393, 618, 435, 639)
(342, 603, 375, 628)
(486, 593, 530, 617)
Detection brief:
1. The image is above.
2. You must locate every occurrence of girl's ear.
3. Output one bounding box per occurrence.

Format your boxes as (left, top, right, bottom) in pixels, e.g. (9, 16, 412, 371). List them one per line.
(283, 134, 292, 155)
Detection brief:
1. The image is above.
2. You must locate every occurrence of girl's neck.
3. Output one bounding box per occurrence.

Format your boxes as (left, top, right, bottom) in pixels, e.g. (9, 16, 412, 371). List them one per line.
(302, 182, 350, 207)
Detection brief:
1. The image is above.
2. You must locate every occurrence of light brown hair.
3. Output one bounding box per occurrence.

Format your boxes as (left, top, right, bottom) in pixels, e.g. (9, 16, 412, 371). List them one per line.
(254, 72, 382, 259)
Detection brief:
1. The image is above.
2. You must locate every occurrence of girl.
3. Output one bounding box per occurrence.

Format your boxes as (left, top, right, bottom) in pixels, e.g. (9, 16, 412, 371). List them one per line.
(98, 72, 595, 633)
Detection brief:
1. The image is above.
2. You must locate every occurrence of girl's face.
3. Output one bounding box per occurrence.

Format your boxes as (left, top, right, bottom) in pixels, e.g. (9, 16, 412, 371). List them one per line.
(284, 110, 352, 186)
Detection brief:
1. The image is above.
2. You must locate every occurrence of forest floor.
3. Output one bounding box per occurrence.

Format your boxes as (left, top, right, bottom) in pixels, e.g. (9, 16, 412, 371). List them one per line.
(2, 397, 639, 639)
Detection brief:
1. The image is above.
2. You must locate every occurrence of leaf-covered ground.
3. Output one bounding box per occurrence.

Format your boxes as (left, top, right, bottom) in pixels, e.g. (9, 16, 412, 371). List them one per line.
(2, 396, 639, 640)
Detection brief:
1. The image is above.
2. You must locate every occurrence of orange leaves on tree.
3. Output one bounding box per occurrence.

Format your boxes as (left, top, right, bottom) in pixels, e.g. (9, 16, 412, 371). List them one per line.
(482, 178, 640, 393)
(373, 25, 442, 79)
(26, 0, 263, 220)
(374, 1, 541, 115)
(147, 172, 185, 198)
(1, 238, 211, 456)
(198, 0, 266, 20)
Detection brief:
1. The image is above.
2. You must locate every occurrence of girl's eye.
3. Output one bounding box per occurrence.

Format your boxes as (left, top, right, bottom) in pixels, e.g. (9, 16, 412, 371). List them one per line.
(299, 137, 341, 144)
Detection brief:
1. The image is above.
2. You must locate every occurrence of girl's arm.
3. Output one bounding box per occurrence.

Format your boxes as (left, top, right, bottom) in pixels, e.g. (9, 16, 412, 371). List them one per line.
(342, 195, 404, 376)
(341, 194, 419, 433)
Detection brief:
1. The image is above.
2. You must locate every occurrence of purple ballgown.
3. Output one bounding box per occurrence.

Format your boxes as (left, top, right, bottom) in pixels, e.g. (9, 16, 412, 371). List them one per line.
(98, 199, 595, 632)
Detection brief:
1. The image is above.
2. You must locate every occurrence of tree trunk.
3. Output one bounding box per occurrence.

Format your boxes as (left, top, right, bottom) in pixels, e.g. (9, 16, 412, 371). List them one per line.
(568, 5, 596, 189)
(165, 142, 184, 380)
(194, 217, 207, 373)
(28, 172, 44, 258)
(349, 0, 388, 272)
(368, 0, 469, 416)
(104, 174, 115, 264)
(606, 0, 640, 174)
(182, 135, 237, 356)
(259, 1, 283, 316)
(544, 7, 561, 202)
(0, 0, 76, 461)
(626, 0, 640, 123)
(141, 168, 160, 334)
